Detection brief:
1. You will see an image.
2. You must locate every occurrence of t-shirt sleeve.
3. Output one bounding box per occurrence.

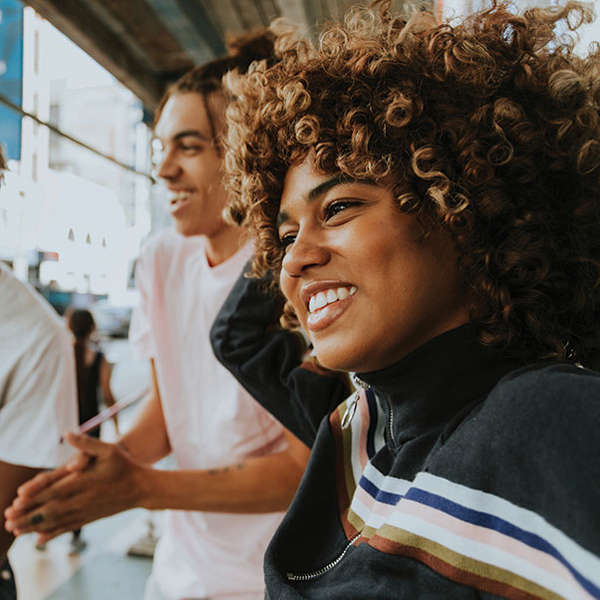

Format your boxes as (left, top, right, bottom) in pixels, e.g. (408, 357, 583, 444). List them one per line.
(210, 261, 351, 448)
(0, 320, 78, 468)
(129, 243, 157, 360)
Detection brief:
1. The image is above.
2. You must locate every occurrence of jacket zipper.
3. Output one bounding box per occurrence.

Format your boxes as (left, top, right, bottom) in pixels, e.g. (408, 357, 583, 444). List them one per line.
(286, 532, 362, 582)
(387, 398, 395, 448)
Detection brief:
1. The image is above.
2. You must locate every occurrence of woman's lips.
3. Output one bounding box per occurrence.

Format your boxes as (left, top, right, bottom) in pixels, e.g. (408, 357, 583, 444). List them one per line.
(306, 295, 354, 332)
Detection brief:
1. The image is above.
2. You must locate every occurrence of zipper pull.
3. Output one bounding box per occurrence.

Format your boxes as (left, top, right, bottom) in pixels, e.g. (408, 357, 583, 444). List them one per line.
(341, 374, 369, 430)
(341, 391, 359, 429)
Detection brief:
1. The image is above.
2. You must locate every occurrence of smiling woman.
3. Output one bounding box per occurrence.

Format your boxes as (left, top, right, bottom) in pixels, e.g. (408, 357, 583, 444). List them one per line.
(225, 2, 600, 365)
(211, 1, 600, 598)
(277, 156, 470, 373)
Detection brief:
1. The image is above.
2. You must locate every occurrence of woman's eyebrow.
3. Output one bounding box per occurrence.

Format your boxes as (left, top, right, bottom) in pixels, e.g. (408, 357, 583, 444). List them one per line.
(307, 173, 356, 201)
(277, 174, 377, 228)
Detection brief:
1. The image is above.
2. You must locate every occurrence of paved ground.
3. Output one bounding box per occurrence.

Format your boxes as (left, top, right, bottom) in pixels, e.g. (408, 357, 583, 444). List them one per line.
(10, 509, 154, 600)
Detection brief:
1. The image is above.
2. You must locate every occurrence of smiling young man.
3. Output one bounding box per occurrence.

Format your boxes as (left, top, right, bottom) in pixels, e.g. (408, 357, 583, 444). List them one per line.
(5, 35, 311, 600)
(211, 2, 600, 598)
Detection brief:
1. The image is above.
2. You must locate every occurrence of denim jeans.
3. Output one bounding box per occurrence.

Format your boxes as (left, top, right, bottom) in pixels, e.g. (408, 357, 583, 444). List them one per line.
(0, 559, 16, 600)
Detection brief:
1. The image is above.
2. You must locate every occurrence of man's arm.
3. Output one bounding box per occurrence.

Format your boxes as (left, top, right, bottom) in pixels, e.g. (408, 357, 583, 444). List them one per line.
(2, 358, 171, 540)
(4, 357, 309, 539)
(0, 461, 40, 563)
(64, 358, 169, 473)
(141, 428, 309, 512)
(118, 359, 171, 464)
(4, 427, 308, 543)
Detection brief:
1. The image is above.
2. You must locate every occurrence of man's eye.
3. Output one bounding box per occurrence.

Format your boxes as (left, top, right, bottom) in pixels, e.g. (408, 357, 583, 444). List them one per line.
(324, 200, 359, 220)
(279, 233, 296, 251)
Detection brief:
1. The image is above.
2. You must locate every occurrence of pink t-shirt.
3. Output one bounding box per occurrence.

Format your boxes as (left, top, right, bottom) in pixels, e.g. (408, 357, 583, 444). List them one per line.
(129, 230, 286, 600)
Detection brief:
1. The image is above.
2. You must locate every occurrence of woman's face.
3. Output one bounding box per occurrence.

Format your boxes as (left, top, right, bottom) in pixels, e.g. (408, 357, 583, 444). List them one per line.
(278, 154, 471, 373)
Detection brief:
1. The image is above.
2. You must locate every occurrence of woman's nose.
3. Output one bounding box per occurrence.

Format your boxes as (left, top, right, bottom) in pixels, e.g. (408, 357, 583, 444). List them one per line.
(281, 233, 330, 278)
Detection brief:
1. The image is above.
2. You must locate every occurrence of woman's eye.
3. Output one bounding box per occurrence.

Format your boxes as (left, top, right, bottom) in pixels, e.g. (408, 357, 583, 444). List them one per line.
(324, 200, 359, 221)
(279, 233, 296, 251)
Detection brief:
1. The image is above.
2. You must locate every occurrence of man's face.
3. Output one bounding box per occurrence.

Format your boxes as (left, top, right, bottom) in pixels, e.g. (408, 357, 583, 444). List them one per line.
(278, 154, 470, 373)
(154, 92, 228, 238)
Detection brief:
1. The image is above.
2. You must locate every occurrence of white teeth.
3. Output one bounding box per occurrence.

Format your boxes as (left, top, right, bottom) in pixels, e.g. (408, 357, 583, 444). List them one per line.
(337, 287, 349, 300)
(171, 191, 191, 202)
(314, 292, 327, 309)
(307, 286, 357, 313)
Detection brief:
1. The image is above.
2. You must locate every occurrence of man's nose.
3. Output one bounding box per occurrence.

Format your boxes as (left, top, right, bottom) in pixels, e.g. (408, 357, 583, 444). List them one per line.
(156, 148, 181, 180)
(281, 231, 330, 278)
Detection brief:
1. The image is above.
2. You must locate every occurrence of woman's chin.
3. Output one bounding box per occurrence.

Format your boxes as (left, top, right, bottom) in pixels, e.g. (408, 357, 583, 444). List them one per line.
(312, 345, 363, 374)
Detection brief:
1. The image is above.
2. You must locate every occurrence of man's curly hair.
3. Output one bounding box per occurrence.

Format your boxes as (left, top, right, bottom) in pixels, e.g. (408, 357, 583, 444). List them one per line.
(224, 1, 600, 364)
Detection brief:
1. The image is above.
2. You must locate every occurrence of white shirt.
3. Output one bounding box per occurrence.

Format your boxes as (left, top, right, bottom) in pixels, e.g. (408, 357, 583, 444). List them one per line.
(0, 263, 77, 467)
(129, 231, 286, 600)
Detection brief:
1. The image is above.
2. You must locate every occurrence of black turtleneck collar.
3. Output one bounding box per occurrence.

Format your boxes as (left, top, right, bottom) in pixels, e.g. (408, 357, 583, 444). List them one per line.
(356, 324, 525, 440)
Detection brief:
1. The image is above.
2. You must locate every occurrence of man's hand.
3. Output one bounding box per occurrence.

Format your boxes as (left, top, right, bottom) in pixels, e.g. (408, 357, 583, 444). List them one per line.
(3, 433, 146, 544)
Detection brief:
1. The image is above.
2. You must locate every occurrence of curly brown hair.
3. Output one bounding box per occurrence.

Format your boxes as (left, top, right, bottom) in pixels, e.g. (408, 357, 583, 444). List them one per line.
(224, 1, 600, 364)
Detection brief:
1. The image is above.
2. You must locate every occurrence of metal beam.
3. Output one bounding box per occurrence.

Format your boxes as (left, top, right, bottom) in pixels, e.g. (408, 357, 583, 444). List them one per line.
(0, 93, 153, 181)
(20, 0, 166, 111)
(176, 0, 227, 56)
(145, 0, 225, 64)
(88, 0, 192, 72)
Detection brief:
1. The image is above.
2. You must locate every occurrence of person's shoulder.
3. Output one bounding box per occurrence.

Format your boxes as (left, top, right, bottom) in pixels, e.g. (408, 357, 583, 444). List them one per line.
(0, 266, 70, 346)
(440, 362, 600, 509)
(469, 363, 600, 453)
(487, 362, 600, 417)
(136, 229, 192, 286)
(138, 228, 181, 262)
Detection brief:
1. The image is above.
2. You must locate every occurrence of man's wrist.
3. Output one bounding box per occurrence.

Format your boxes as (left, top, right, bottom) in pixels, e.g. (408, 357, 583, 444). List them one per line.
(130, 462, 155, 509)
(115, 438, 132, 456)
(116, 439, 155, 508)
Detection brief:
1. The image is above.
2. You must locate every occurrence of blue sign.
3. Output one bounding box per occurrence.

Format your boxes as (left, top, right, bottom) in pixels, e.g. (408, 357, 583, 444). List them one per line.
(0, 0, 23, 161)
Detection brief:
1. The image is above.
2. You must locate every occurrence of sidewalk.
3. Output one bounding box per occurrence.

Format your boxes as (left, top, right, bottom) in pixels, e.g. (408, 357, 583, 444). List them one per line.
(9, 509, 153, 600)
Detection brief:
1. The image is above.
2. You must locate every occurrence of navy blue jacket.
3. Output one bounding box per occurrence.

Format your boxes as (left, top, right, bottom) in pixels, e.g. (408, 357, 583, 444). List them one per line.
(211, 268, 600, 599)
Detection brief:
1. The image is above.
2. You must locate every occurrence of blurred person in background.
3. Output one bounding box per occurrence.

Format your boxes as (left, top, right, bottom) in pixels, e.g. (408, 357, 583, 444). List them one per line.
(65, 307, 117, 555)
(5, 32, 313, 600)
(0, 147, 78, 600)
